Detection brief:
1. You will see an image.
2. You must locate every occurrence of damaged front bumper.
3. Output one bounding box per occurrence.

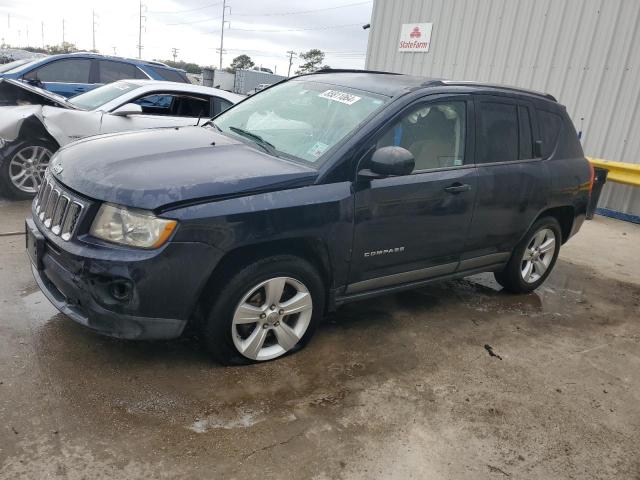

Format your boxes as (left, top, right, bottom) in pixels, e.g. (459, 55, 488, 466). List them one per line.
(26, 216, 223, 340)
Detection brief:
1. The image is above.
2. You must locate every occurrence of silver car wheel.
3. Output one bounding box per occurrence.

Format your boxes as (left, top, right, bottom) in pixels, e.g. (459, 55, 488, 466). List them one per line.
(521, 228, 556, 283)
(231, 276, 313, 361)
(9, 146, 52, 194)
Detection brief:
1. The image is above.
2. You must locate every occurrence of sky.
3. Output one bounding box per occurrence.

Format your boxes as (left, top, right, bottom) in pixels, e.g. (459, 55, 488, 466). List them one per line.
(0, 0, 373, 74)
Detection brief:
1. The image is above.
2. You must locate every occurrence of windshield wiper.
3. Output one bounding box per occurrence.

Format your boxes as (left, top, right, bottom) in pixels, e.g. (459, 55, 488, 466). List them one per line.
(228, 126, 278, 156)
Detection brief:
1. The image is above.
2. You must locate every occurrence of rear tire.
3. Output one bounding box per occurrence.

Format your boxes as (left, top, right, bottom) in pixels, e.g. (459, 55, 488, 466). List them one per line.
(202, 255, 325, 365)
(494, 217, 562, 293)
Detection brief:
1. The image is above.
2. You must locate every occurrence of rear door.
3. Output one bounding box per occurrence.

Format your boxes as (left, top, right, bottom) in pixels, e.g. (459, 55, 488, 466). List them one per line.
(23, 58, 93, 97)
(462, 95, 549, 265)
(346, 95, 478, 294)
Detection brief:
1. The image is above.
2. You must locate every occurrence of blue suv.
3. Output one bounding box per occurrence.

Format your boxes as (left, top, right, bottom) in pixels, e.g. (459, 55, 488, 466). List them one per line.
(0, 53, 189, 97)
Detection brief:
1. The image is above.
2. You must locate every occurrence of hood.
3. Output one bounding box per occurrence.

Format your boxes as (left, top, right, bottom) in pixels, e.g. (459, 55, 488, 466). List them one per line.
(51, 126, 318, 211)
(0, 78, 74, 108)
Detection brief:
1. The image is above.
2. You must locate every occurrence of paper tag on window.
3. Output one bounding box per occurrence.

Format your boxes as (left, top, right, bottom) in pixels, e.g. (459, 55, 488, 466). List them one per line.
(307, 141, 329, 159)
(454, 158, 463, 166)
(318, 90, 361, 105)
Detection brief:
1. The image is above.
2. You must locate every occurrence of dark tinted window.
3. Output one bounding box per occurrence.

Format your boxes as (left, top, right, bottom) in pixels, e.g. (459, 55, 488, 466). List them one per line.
(25, 59, 91, 83)
(99, 60, 145, 83)
(377, 101, 466, 171)
(518, 106, 533, 159)
(133, 93, 209, 117)
(538, 109, 562, 158)
(478, 102, 519, 163)
(174, 95, 209, 116)
(149, 66, 188, 83)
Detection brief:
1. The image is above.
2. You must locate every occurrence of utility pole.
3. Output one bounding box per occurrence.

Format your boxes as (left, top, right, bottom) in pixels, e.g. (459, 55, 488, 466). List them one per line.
(112, 46, 117, 55)
(287, 50, 296, 77)
(41, 21, 44, 48)
(172, 47, 179, 62)
(137, 1, 145, 59)
(26, 25, 29, 47)
(62, 18, 65, 45)
(218, 0, 230, 70)
(92, 10, 98, 52)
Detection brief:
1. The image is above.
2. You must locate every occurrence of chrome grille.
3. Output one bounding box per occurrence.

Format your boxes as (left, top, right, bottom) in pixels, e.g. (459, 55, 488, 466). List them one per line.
(34, 176, 85, 241)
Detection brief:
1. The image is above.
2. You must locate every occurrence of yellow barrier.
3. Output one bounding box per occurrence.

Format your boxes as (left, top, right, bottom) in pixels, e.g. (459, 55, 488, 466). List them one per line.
(587, 157, 640, 187)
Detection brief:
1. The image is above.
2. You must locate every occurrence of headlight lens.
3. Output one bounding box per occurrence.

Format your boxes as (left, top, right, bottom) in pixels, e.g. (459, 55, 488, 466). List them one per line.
(90, 204, 177, 249)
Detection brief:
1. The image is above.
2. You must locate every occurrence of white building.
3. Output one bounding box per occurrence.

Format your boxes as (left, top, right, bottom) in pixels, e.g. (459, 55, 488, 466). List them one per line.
(365, 0, 640, 220)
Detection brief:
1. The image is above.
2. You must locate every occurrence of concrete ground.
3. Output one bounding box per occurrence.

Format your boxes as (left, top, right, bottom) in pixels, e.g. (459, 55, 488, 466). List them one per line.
(0, 200, 639, 480)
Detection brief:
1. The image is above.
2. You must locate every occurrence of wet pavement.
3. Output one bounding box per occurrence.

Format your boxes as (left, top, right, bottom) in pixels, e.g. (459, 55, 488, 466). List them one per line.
(1, 201, 639, 479)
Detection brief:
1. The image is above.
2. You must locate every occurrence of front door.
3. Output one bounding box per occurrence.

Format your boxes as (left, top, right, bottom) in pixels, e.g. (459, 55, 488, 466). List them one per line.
(346, 96, 477, 294)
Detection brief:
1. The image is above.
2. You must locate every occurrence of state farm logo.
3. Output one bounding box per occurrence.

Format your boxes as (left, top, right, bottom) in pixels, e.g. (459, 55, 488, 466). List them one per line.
(398, 22, 432, 52)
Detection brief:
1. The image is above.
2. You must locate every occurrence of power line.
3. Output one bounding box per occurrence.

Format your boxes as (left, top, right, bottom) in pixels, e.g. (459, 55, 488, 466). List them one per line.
(232, 1, 372, 17)
(167, 15, 222, 26)
(148, 1, 223, 15)
(229, 23, 363, 33)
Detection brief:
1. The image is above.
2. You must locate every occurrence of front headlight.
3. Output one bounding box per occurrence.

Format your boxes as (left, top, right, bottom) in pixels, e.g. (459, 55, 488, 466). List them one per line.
(90, 204, 177, 249)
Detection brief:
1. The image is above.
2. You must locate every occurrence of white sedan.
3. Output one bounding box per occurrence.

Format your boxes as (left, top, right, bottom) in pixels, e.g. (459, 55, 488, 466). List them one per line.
(0, 79, 243, 198)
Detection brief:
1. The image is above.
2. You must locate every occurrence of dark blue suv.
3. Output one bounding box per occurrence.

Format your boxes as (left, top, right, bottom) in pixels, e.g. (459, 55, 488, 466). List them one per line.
(0, 53, 189, 97)
(26, 71, 593, 365)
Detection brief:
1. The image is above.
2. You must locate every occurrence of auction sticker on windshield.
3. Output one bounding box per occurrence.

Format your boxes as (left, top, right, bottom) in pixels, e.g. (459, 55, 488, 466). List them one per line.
(319, 90, 361, 105)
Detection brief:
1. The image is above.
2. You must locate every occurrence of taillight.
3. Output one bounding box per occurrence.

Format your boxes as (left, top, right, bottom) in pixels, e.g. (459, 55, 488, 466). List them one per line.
(588, 161, 595, 194)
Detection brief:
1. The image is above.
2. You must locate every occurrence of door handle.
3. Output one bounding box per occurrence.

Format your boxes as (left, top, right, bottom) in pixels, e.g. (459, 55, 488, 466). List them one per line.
(444, 183, 471, 194)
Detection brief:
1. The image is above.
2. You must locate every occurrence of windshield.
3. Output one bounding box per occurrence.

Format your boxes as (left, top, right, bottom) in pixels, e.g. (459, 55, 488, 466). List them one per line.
(0, 59, 33, 73)
(69, 81, 141, 110)
(213, 80, 388, 165)
(3, 58, 42, 74)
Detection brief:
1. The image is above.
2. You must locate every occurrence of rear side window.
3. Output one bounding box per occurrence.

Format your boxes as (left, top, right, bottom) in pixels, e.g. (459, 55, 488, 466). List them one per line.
(149, 67, 189, 83)
(478, 102, 519, 163)
(213, 97, 233, 115)
(538, 110, 562, 158)
(24, 59, 91, 83)
(99, 60, 146, 83)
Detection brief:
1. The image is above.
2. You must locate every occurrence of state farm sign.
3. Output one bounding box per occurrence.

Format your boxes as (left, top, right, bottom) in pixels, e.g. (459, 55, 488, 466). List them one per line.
(398, 23, 433, 52)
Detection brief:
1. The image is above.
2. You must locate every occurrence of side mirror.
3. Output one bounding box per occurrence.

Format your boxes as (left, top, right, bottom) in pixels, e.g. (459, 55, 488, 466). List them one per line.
(533, 140, 543, 158)
(111, 103, 143, 117)
(360, 146, 415, 178)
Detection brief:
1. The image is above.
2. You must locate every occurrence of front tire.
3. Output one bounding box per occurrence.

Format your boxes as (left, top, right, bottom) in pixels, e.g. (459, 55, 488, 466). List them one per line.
(0, 140, 54, 199)
(202, 255, 325, 365)
(494, 217, 562, 293)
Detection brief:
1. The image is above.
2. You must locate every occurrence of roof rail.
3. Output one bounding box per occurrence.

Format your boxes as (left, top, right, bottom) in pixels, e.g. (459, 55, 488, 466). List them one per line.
(440, 80, 557, 102)
(312, 68, 402, 76)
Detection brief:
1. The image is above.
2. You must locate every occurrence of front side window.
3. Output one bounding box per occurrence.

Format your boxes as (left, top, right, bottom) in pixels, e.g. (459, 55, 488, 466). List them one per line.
(24, 59, 91, 83)
(69, 81, 140, 110)
(133, 93, 209, 117)
(478, 101, 519, 163)
(377, 101, 466, 171)
(213, 80, 388, 165)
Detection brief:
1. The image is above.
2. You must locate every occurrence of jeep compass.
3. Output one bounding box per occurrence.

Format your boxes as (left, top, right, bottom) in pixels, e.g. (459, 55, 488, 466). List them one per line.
(26, 70, 593, 364)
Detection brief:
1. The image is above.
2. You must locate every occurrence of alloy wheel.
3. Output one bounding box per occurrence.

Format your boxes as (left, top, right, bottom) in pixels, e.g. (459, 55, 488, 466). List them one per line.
(9, 146, 52, 194)
(231, 276, 313, 361)
(521, 228, 556, 283)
